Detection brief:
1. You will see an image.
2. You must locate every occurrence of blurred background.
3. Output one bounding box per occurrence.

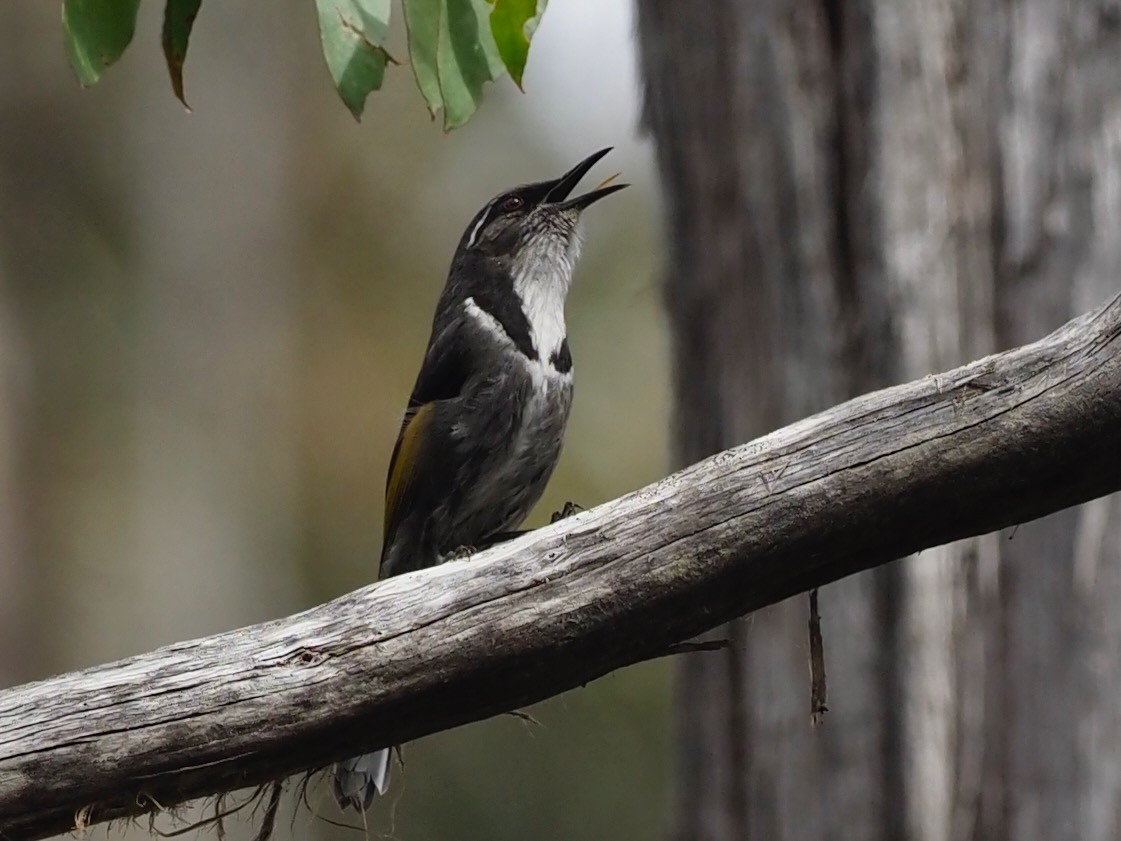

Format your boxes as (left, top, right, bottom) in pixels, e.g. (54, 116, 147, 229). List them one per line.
(0, 2, 670, 840)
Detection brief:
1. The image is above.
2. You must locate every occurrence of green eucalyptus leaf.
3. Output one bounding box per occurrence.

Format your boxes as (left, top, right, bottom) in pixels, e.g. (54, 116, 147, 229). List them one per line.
(316, 0, 395, 121)
(488, 0, 546, 90)
(62, 0, 141, 86)
(403, 0, 507, 131)
(161, 0, 203, 108)
(401, 0, 441, 118)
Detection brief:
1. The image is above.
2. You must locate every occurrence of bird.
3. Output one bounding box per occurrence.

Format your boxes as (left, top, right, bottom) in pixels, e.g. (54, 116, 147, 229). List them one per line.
(332, 148, 627, 812)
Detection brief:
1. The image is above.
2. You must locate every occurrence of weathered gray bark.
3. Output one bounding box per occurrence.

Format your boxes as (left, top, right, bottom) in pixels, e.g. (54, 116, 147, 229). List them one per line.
(636, 1, 1121, 839)
(1, 298, 1120, 841)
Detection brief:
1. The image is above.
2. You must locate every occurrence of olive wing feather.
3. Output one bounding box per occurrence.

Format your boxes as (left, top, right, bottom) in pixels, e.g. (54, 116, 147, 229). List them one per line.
(381, 319, 473, 565)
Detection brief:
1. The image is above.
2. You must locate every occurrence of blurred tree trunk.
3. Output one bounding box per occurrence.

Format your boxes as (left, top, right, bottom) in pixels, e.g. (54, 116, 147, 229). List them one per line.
(0, 274, 32, 688)
(122, 3, 304, 650)
(0, 5, 71, 689)
(0, 21, 29, 688)
(636, 1, 1121, 840)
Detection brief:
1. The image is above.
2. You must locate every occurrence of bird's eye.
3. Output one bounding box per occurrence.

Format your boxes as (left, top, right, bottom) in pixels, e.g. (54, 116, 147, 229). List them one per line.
(502, 196, 524, 211)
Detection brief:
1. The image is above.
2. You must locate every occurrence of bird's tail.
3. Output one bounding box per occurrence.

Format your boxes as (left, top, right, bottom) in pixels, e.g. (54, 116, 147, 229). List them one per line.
(333, 748, 392, 812)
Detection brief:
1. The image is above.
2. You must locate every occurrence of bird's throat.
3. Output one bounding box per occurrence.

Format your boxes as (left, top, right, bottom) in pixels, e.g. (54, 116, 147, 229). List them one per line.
(511, 236, 577, 362)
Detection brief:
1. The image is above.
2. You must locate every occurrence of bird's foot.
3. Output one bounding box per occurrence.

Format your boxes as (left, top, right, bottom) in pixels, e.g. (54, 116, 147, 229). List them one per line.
(445, 545, 478, 561)
(550, 501, 584, 524)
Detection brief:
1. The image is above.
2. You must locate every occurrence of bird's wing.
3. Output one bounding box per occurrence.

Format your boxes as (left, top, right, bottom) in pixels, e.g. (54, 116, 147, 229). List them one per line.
(381, 319, 472, 568)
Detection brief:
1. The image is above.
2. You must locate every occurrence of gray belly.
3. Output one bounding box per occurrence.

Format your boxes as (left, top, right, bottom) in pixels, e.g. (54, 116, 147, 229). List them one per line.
(446, 358, 573, 545)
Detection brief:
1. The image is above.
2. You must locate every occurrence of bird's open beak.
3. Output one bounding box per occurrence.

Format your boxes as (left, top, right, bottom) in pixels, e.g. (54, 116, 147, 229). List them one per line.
(544, 147, 629, 211)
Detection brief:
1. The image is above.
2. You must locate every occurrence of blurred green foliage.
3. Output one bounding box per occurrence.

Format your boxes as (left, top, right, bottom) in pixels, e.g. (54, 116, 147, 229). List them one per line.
(61, 0, 550, 126)
(403, 0, 505, 129)
(316, 0, 394, 119)
(162, 0, 202, 106)
(63, 0, 140, 85)
(2, 3, 670, 841)
(488, 0, 546, 90)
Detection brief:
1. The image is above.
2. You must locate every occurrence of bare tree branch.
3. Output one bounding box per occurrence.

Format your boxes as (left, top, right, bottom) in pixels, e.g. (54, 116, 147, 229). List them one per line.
(1, 294, 1119, 841)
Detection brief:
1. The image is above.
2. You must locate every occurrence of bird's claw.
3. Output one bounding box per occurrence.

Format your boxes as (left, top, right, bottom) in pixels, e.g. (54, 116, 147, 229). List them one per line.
(550, 501, 584, 524)
(445, 545, 478, 561)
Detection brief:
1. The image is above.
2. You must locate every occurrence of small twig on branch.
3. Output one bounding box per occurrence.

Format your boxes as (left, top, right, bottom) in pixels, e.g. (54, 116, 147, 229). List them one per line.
(150, 787, 265, 839)
(659, 645, 730, 659)
(249, 783, 282, 841)
(661, 640, 733, 657)
(808, 588, 828, 726)
(504, 709, 544, 727)
(619, 638, 733, 670)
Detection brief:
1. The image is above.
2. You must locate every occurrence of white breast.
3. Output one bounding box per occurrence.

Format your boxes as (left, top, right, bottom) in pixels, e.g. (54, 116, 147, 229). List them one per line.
(511, 229, 581, 363)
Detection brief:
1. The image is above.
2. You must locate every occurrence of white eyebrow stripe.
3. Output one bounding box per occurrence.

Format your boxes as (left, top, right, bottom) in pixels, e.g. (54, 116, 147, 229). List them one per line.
(464, 198, 497, 249)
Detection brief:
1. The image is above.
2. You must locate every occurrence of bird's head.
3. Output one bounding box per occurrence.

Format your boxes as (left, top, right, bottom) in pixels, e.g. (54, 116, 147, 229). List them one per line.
(453, 148, 628, 269)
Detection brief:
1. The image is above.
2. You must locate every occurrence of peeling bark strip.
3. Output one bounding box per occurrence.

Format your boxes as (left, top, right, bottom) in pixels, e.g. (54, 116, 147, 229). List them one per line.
(808, 589, 827, 726)
(1, 295, 1120, 841)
